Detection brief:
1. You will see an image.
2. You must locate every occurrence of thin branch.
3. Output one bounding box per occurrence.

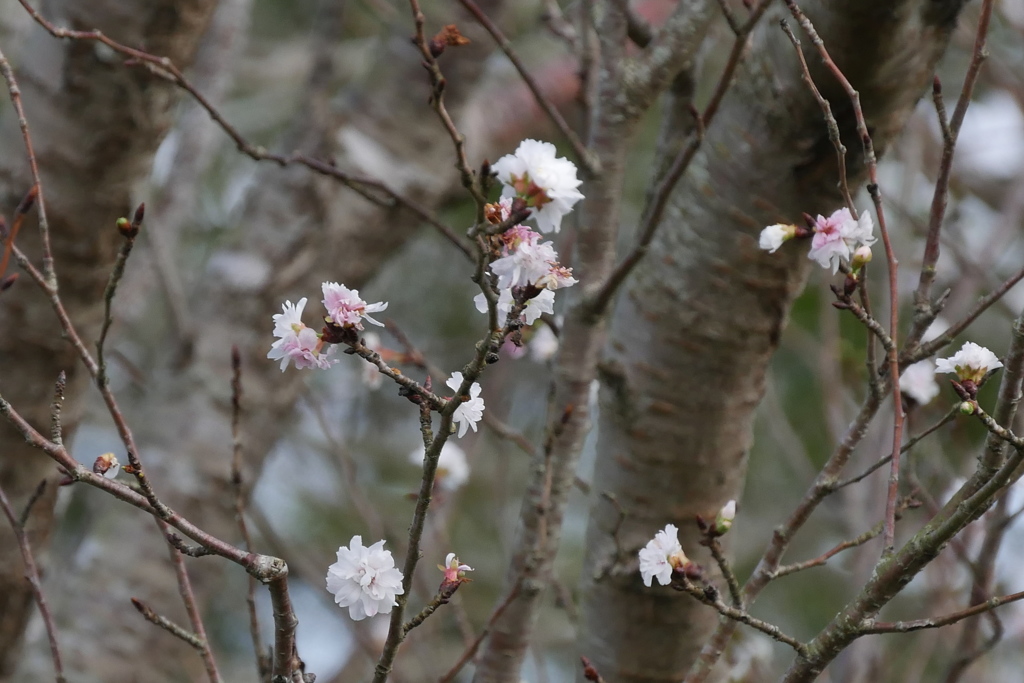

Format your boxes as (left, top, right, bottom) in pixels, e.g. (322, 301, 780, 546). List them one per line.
(861, 590, 1024, 634)
(131, 598, 207, 651)
(779, 20, 855, 211)
(408, 0, 487, 206)
(0, 482, 66, 683)
(909, 264, 1024, 364)
(159, 519, 223, 683)
(0, 45, 54, 281)
(833, 407, 958, 490)
(783, 0, 904, 554)
(458, 0, 597, 174)
(772, 498, 913, 578)
(231, 347, 270, 680)
(674, 580, 808, 655)
(909, 0, 995, 341)
(97, 205, 144, 388)
(14, 0, 471, 261)
(705, 536, 742, 608)
(437, 581, 523, 683)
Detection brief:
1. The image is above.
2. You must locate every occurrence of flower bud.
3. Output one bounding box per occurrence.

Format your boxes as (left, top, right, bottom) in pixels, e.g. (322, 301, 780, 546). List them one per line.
(714, 499, 736, 535)
(851, 244, 873, 272)
(959, 401, 975, 415)
(93, 453, 121, 479)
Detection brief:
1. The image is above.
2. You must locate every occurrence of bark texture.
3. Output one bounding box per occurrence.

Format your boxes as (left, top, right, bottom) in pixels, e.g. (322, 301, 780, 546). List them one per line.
(577, 2, 966, 682)
(0, 1, 216, 677)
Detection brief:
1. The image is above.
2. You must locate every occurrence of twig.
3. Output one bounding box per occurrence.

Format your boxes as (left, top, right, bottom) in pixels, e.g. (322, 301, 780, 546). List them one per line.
(860, 590, 1024, 634)
(231, 347, 270, 680)
(779, 20, 855, 211)
(131, 598, 207, 650)
(408, 0, 487, 206)
(0, 187, 38, 280)
(772, 498, 913, 578)
(0, 45, 54, 281)
(783, 0, 904, 554)
(705, 536, 742, 608)
(97, 205, 144, 388)
(159, 518, 223, 682)
(909, 0, 995, 343)
(18, 478, 49, 530)
(14, 0, 471, 261)
(674, 579, 807, 655)
(833, 407, 958, 490)
(685, 389, 888, 681)
(437, 581, 523, 683)
(0, 482, 66, 683)
(910, 264, 1024, 364)
(458, 0, 597, 174)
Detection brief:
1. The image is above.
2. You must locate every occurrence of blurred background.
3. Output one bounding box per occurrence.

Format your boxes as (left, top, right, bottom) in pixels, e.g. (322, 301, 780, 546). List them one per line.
(2, 1, 1024, 682)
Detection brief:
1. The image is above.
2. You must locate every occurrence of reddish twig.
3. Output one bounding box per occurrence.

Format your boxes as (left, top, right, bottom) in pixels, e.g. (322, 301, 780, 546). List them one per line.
(783, 0, 904, 554)
(909, 0, 995, 342)
(0, 46, 54, 280)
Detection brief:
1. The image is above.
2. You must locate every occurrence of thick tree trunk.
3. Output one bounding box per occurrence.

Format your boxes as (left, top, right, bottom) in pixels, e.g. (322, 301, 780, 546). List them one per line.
(0, 1, 216, 677)
(576, 2, 966, 682)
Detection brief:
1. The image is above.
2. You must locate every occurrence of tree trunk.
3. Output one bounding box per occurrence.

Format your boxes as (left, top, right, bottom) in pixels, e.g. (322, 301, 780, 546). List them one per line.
(577, 2, 966, 681)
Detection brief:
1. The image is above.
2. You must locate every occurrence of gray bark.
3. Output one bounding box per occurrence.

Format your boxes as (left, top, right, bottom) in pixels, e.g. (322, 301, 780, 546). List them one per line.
(577, 2, 966, 682)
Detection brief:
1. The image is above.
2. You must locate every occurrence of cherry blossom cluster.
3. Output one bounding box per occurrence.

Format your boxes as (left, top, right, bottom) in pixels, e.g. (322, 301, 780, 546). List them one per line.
(474, 198, 578, 325)
(492, 139, 583, 234)
(759, 207, 876, 274)
(268, 282, 387, 371)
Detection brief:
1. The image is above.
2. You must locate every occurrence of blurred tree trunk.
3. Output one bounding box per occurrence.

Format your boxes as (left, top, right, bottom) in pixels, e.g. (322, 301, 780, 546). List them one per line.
(0, 0, 216, 677)
(577, 2, 966, 682)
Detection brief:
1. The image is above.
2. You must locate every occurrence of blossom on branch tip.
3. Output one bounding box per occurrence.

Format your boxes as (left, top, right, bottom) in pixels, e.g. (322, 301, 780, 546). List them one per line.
(492, 139, 583, 233)
(322, 282, 387, 330)
(439, 552, 474, 588)
(901, 360, 939, 406)
(446, 372, 485, 438)
(268, 298, 338, 371)
(806, 207, 876, 273)
(935, 342, 1003, 384)
(638, 524, 689, 587)
(326, 536, 404, 621)
(758, 223, 797, 253)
